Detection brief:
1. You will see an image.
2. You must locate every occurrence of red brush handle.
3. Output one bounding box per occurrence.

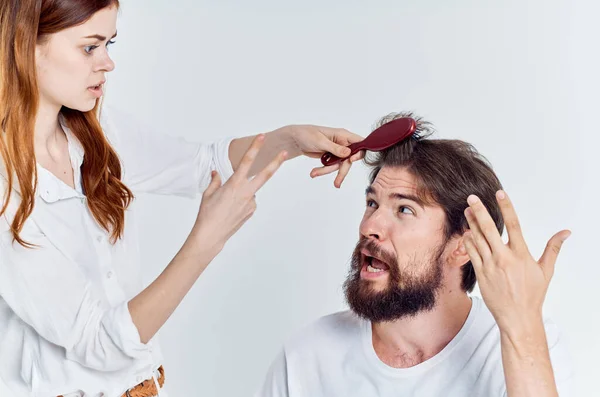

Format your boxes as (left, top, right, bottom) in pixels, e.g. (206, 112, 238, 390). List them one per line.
(320, 141, 364, 167)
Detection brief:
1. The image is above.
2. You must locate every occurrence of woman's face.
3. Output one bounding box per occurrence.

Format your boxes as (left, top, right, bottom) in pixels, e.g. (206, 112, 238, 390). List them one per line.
(35, 5, 118, 113)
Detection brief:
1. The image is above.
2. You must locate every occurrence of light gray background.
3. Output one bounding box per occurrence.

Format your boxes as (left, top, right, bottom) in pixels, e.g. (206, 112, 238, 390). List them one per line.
(3, 0, 598, 396)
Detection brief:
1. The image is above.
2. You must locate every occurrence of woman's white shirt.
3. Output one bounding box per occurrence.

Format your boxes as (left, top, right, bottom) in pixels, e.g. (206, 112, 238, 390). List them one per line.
(0, 107, 234, 397)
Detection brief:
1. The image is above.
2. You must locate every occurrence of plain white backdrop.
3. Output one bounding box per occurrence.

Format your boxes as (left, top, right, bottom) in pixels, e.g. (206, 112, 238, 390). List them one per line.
(2, 0, 598, 396)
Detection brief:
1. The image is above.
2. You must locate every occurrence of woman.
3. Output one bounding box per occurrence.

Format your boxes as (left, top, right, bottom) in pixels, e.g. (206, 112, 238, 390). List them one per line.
(0, 1, 363, 396)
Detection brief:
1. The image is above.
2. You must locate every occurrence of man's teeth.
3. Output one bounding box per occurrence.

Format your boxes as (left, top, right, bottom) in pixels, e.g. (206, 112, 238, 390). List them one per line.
(367, 264, 386, 273)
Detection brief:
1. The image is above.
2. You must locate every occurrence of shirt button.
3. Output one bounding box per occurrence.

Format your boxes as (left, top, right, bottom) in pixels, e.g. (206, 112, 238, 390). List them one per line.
(96, 235, 103, 242)
(106, 271, 113, 279)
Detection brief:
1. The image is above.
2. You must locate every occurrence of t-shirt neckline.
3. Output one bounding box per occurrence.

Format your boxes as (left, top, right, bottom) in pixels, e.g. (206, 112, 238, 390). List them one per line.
(361, 297, 480, 378)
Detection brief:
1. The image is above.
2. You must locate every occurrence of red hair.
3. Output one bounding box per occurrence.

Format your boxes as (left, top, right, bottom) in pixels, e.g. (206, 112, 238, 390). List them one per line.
(0, 0, 133, 247)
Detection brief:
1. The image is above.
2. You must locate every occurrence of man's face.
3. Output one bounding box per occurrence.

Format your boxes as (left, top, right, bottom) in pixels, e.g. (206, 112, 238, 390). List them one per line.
(344, 166, 451, 322)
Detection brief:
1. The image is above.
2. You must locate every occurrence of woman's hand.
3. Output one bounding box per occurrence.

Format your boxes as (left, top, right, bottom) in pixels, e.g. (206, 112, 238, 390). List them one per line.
(192, 134, 287, 253)
(282, 124, 364, 188)
(229, 124, 363, 188)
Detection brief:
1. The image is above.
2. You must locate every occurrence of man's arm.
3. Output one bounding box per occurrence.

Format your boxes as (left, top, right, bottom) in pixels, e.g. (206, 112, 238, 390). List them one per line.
(499, 317, 558, 396)
(462, 191, 571, 397)
(255, 350, 290, 397)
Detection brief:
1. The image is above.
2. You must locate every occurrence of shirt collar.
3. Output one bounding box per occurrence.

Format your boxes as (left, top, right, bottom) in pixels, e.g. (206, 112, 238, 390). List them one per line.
(0, 114, 85, 203)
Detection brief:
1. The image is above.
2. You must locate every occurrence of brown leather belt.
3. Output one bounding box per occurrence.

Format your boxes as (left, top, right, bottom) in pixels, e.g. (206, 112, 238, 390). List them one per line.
(122, 366, 165, 397)
(56, 365, 165, 397)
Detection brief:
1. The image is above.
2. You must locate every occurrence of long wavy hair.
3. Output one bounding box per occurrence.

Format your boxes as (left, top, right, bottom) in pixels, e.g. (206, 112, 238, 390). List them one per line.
(0, 0, 133, 247)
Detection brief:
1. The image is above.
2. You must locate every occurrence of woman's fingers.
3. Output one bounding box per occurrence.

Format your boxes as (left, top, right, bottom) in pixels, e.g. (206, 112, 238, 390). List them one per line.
(334, 159, 353, 188)
(234, 134, 266, 181)
(310, 163, 341, 178)
(310, 150, 364, 183)
(203, 170, 222, 197)
(249, 150, 288, 192)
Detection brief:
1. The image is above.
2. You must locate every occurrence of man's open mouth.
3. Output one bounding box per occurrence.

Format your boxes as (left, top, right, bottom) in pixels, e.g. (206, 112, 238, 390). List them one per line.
(362, 252, 390, 274)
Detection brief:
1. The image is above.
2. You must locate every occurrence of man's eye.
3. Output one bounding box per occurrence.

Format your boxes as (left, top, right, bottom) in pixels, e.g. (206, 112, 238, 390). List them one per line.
(367, 199, 378, 208)
(399, 206, 414, 215)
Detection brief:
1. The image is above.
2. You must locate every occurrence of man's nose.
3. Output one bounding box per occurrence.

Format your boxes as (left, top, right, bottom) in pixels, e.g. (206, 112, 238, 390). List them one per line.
(360, 209, 387, 241)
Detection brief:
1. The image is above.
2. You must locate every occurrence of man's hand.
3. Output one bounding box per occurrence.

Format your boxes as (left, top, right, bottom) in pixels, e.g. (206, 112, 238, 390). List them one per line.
(462, 190, 571, 397)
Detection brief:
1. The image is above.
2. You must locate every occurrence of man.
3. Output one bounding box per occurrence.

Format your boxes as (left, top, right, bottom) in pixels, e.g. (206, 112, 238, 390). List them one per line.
(256, 112, 573, 397)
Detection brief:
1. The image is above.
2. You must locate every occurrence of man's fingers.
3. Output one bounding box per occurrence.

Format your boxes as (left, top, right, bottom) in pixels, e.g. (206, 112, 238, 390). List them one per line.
(467, 195, 505, 254)
(464, 206, 493, 262)
(463, 231, 483, 271)
(538, 230, 571, 277)
(495, 190, 528, 252)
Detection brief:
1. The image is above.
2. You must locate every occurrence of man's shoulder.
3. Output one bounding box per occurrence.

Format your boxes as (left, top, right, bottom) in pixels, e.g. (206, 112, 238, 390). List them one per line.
(282, 310, 365, 354)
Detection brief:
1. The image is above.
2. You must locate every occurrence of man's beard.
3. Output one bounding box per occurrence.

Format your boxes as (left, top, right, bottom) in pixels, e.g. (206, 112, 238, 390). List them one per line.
(343, 237, 446, 323)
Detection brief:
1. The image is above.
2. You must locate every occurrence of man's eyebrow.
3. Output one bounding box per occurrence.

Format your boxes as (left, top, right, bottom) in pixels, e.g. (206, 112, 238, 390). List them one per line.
(365, 185, 426, 209)
(83, 31, 117, 40)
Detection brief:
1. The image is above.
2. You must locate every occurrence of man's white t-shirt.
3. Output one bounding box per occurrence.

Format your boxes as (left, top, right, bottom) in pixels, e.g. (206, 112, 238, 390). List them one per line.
(256, 297, 573, 397)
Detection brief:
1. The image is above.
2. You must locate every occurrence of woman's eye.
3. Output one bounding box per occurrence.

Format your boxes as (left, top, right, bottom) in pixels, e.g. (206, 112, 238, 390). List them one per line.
(84, 45, 98, 54)
(85, 40, 115, 55)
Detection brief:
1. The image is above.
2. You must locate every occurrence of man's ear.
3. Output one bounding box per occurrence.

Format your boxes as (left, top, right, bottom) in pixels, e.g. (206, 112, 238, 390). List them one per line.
(448, 234, 471, 269)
